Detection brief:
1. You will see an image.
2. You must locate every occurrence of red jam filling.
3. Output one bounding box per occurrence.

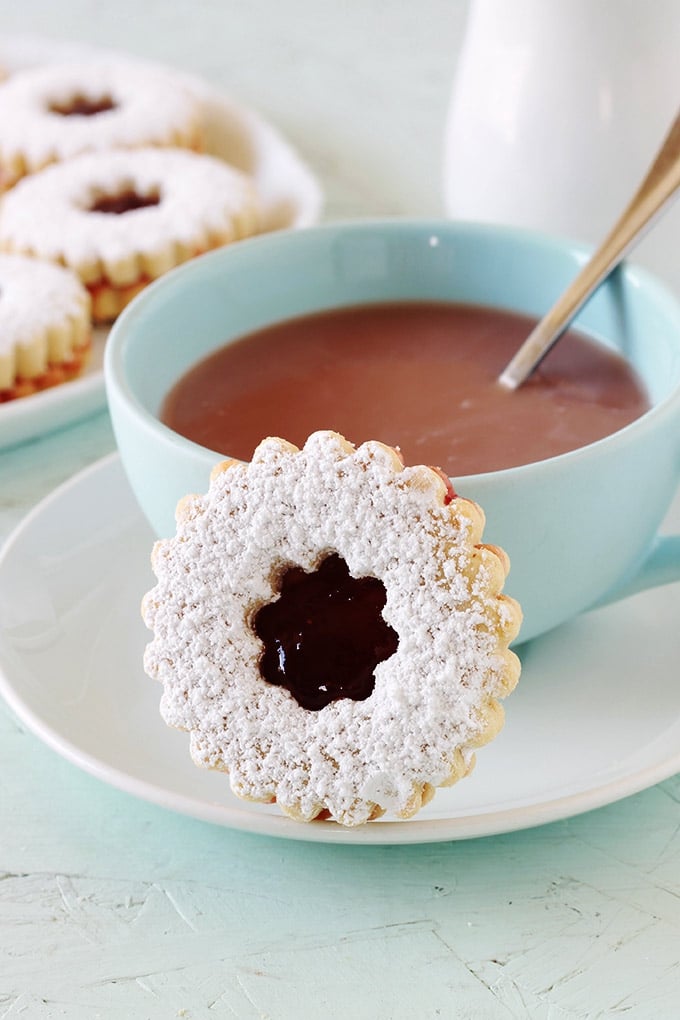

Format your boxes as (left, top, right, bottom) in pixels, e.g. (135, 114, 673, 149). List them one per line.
(89, 190, 160, 215)
(429, 466, 456, 504)
(49, 95, 117, 117)
(253, 553, 399, 711)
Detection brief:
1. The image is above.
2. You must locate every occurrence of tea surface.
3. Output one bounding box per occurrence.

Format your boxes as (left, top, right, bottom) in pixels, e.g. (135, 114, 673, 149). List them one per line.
(161, 303, 650, 474)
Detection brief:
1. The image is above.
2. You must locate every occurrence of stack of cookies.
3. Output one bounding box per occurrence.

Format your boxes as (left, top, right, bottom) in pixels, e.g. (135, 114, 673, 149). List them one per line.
(0, 56, 262, 402)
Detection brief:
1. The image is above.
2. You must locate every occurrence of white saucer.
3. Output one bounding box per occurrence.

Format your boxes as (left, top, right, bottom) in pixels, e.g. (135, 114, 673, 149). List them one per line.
(1, 454, 679, 845)
(0, 37, 322, 451)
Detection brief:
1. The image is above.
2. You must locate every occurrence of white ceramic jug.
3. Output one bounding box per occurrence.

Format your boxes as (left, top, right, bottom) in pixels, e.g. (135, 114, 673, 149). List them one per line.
(443, 0, 680, 289)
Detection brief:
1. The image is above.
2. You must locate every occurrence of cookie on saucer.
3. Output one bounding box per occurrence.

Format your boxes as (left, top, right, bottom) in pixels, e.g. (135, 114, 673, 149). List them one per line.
(142, 431, 522, 826)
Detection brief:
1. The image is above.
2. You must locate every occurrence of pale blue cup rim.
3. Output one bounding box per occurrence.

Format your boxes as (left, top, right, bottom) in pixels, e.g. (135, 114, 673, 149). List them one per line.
(105, 217, 680, 484)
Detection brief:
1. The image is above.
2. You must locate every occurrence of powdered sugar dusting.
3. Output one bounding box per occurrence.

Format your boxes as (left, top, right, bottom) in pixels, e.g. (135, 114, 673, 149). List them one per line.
(0, 59, 202, 174)
(142, 431, 521, 825)
(0, 147, 261, 271)
(0, 253, 89, 358)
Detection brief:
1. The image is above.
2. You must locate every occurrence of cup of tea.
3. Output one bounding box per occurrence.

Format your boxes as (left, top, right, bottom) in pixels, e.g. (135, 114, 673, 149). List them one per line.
(104, 220, 680, 642)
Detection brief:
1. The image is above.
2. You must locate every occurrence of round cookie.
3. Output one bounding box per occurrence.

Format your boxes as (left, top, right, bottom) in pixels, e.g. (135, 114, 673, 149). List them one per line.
(0, 147, 262, 322)
(0, 58, 204, 189)
(0, 253, 91, 401)
(142, 431, 522, 827)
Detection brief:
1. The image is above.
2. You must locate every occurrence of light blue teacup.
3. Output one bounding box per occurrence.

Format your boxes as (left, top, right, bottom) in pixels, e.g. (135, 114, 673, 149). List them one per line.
(104, 220, 680, 643)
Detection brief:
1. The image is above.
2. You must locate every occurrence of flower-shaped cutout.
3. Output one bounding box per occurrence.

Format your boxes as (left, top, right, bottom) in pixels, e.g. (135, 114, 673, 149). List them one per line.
(254, 552, 399, 711)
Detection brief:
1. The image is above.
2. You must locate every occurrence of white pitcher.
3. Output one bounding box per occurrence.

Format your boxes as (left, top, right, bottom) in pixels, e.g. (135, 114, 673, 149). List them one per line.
(443, 0, 680, 289)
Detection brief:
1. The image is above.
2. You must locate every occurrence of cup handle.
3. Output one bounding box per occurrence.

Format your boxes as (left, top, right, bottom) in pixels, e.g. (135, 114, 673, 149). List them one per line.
(595, 534, 680, 609)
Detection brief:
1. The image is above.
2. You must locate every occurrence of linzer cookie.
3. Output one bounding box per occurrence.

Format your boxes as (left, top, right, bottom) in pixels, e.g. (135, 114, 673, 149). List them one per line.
(142, 431, 522, 827)
(0, 147, 261, 322)
(0, 253, 91, 401)
(0, 58, 204, 189)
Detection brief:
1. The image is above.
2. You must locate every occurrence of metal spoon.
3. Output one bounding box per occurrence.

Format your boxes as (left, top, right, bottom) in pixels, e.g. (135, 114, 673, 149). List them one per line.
(498, 108, 680, 390)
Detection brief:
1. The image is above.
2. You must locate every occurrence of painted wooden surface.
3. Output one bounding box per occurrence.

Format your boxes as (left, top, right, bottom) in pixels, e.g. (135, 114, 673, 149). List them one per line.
(1, 2, 680, 1016)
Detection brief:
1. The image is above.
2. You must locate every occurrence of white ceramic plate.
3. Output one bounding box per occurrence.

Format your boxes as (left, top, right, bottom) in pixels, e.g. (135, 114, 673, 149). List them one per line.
(1, 454, 679, 844)
(0, 36, 323, 450)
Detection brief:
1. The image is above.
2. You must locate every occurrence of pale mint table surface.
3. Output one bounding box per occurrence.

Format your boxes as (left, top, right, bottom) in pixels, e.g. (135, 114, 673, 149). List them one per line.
(2, 3, 680, 1017)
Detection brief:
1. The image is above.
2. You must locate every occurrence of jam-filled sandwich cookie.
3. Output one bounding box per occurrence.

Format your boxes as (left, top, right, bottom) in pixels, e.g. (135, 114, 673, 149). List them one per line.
(0, 254, 91, 402)
(0, 59, 204, 190)
(142, 431, 522, 827)
(0, 147, 261, 322)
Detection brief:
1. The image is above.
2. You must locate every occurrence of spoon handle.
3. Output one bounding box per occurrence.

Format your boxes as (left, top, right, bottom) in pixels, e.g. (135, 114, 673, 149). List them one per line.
(499, 109, 680, 390)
